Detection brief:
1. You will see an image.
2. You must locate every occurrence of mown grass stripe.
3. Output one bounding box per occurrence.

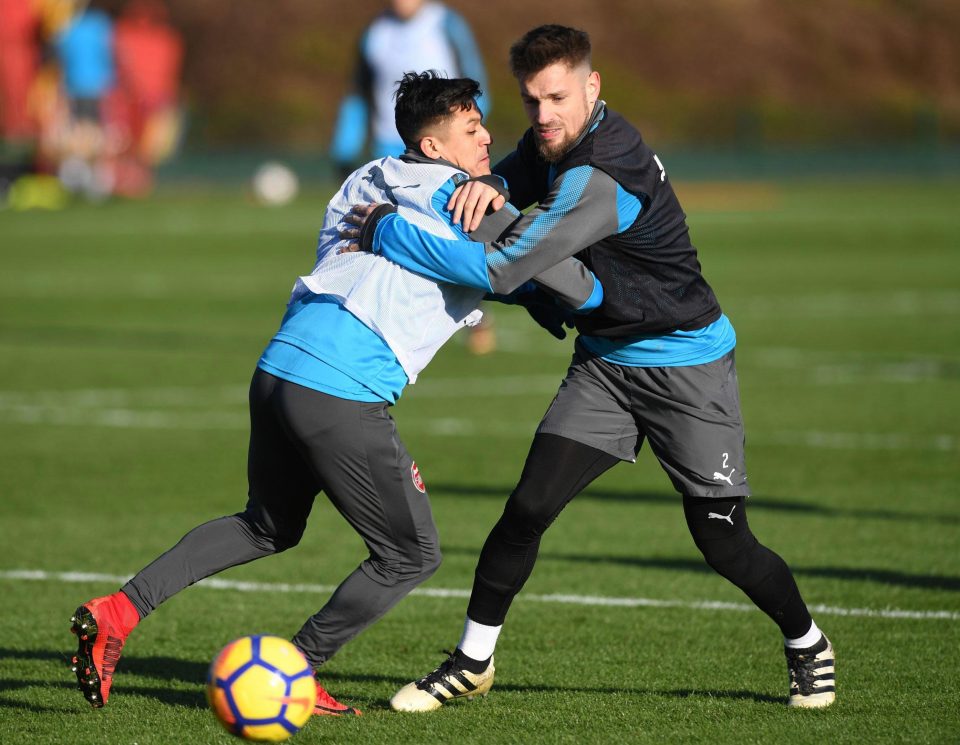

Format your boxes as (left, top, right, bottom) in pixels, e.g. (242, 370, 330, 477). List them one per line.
(3, 568, 956, 621)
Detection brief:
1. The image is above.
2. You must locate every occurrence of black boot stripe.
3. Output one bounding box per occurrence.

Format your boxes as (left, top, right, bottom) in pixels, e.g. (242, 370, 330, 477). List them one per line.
(452, 672, 478, 691)
(428, 687, 449, 704)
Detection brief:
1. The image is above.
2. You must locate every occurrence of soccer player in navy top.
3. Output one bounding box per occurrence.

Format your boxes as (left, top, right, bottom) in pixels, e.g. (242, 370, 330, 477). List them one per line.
(349, 26, 836, 711)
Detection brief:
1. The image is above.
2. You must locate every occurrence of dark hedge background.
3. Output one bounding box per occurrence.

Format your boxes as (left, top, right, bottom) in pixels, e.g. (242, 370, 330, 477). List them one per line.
(98, 0, 960, 150)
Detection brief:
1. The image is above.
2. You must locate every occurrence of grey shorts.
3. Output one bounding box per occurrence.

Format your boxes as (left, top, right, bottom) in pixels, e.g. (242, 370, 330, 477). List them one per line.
(537, 341, 750, 498)
(247, 367, 440, 575)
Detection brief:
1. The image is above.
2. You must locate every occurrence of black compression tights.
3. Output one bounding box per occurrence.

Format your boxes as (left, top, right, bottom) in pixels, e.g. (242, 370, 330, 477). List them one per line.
(467, 434, 619, 626)
(467, 434, 812, 639)
(682, 495, 812, 638)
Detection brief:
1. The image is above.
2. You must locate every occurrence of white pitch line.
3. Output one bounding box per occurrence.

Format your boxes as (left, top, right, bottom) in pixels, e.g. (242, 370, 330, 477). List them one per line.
(2, 569, 956, 622)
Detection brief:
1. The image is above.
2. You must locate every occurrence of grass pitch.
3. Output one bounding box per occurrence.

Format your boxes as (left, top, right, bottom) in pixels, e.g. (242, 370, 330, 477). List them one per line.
(0, 179, 958, 744)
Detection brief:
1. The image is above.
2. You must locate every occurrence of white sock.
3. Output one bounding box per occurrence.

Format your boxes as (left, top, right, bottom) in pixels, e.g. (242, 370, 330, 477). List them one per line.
(458, 617, 502, 661)
(784, 620, 822, 649)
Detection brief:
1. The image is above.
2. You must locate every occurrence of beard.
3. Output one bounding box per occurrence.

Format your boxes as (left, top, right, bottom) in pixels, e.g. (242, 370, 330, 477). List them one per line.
(535, 130, 576, 163)
(533, 105, 594, 163)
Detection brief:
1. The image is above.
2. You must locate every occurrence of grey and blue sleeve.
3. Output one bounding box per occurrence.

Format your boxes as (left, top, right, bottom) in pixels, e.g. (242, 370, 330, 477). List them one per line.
(459, 181, 602, 311)
(370, 166, 641, 303)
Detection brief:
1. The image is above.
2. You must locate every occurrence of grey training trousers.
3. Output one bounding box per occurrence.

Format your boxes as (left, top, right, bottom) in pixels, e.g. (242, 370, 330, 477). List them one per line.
(122, 367, 441, 667)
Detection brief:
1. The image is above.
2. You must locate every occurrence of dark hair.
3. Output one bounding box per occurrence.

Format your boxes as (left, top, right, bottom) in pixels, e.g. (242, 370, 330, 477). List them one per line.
(509, 25, 592, 79)
(394, 71, 482, 148)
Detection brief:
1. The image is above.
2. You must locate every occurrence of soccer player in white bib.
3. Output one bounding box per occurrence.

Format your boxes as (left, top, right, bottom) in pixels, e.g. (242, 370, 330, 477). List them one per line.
(331, 0, 499, 354)
(67, 71, 603, 718)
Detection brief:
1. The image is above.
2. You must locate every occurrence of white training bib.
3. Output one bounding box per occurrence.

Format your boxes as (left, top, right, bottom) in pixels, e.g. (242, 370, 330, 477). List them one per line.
(291, 157, 483, 383)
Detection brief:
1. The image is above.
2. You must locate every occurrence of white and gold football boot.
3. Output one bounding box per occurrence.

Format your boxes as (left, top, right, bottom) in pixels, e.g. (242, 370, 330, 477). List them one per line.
(391, 651, 495, 712)
(785, 635, 836, 708)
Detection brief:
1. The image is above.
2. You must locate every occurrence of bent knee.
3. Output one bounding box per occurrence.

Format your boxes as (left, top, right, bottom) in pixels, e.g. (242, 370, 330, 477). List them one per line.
(366, 543, 442, 587)
(238, 508, 306, 553)
(500, 499, 556, 539)
(272, 529, 305, 553)
(418, 546, 443, 579)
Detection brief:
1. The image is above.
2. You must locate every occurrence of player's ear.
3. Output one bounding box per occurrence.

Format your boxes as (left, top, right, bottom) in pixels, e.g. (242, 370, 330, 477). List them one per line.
(586, 70, 601, 108)
(418, 135, 443, 161)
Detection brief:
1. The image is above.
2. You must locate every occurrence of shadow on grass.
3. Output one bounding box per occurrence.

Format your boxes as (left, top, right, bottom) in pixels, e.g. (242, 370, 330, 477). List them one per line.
(667, 688, 782, 704)
(0, 648, 207, 712)
(0, 649, 781, 713)
(318, 670, 782, 706)
(439, 545, 960, 592)
(431, 482, 960, 526)
(119, 654, 207, 683)
(0, 680, 204, 713)
(0, 679, 85, 714)
(493, 681, 780, 705)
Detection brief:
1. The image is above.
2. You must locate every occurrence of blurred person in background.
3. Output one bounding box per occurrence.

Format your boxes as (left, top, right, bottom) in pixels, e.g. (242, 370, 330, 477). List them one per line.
(0, 0, 41, 201)
(331, 0, 488, 173)
(111, 0, 184, 196)
(330, 0, 496, 353)
(0, 0, 42, 144)
(29, 0, 74, 173)
(53, 0, 115, 198)
(0, 0, 79, 210)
